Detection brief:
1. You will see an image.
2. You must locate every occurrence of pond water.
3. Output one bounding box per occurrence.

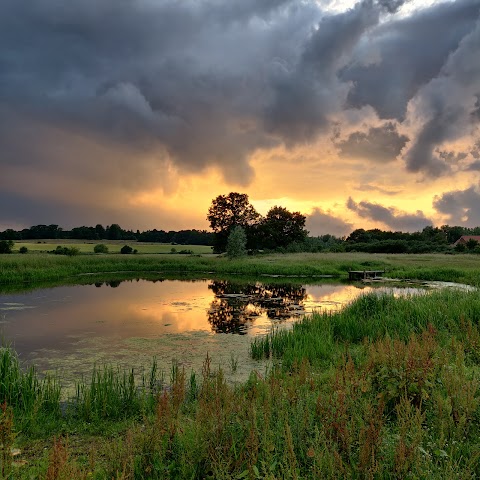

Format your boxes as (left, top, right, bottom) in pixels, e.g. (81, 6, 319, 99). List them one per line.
(0, 277, 427, 386)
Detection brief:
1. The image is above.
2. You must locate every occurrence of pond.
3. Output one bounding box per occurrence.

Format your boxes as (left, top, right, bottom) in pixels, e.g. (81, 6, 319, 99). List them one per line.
(0, 277, 429, 386)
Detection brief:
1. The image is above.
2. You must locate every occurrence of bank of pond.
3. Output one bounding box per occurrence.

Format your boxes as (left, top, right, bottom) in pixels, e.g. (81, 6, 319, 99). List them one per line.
(0, 269, 480, 477)
(2, 251, 480, 288)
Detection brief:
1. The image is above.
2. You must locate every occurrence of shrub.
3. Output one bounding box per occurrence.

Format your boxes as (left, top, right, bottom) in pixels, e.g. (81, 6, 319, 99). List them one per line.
(226, 226, 247, 258)
(0, 241, 13, 254)
(94, 244, 109, 254)
(19, 246, 28, 254)
(51, 246, 80, 256)
(120, 245, 133, 254)
(466, 239, 479, 250)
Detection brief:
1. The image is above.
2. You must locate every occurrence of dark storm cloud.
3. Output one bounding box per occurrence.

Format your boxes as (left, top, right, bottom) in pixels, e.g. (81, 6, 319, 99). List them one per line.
(337, 122, 408, 162)
(471, 141, 480, 159)
(433, 185, 480, 227)
(1, 0, 478, 171)
(342, 0, 480, 119)
(306, 208, 353, 237)
(466, 160, 480, 171)
(403, 17, 480, 177)
(472, 95, 480, 121)
(0, 191, 112, 230)
(347, 197, 432, 231)
(264, 0, 381, 143)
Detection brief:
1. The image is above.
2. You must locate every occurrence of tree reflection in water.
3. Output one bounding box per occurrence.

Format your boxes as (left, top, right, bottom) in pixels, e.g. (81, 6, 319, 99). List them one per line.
(207, 280, 307, 334)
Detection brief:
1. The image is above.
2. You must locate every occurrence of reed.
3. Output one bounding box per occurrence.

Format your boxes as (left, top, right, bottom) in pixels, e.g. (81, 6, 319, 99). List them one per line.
(0, 347, 61, 428)
(252, 288, 480, 367)
(7, 328, 480, 478)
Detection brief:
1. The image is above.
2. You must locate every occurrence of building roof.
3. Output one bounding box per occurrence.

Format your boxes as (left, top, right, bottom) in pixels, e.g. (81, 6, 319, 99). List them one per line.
(453, 235, 480, 246)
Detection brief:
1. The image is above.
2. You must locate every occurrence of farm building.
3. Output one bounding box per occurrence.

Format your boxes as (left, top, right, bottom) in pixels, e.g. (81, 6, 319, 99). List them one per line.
(453, 235, 480, 246)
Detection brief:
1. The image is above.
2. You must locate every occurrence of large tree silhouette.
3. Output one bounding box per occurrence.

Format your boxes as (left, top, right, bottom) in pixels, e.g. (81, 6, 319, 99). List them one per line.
(207, 192, 260, 252)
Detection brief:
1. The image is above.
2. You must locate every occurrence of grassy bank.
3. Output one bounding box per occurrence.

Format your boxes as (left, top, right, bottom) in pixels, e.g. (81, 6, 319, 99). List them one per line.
(2, 252, 480, 288)
(251, 288, 480, 367)
(1, 287, 480, 478)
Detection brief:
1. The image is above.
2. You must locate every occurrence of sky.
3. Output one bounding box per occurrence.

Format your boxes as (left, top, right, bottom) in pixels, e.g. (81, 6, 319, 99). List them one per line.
(1, 0, 480, 236)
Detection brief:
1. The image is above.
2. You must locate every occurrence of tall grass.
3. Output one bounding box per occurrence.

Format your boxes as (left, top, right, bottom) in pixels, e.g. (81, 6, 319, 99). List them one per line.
(0, 346, 61, 429)
(13, 330, 480, 478)
(252, 288, 480, 368)
(3, 264, 480, 476)
(0, 334, 478, 476)
(2, 252, 480, 288)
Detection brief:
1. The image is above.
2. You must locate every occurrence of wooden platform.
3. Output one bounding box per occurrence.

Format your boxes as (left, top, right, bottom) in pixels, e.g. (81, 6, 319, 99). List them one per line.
(348, 270, 385, 281)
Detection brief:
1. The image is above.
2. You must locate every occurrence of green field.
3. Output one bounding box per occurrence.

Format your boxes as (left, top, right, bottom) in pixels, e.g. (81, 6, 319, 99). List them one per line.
(2, 251, 480, 288)
(1, 252, 480, 477)
(14, 239, 213, 255)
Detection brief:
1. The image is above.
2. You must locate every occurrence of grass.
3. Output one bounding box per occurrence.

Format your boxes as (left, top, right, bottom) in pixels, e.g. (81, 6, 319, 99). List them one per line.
(251, 288, 480, 368)
(14, 240, 213, 255)
(3, 303, 480, 477)
(2, 251, 480, 288)
(1, 253, 480, 477)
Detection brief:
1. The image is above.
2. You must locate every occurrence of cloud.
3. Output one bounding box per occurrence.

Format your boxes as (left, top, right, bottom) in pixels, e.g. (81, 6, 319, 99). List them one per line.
(264, 0, 381, 143)
(306, 208, 353, 237)
(1, 0, 480, 229)
(342, 0, 480, 119)
(354, 184, 402, 196)
(336, 122, 408, 162)
(347, 197, 432, 231)
(466, 160, 480, 171)
(402, 15, 480, 177)
(433, 184, 480, 227)
(0, 0, 310, 185)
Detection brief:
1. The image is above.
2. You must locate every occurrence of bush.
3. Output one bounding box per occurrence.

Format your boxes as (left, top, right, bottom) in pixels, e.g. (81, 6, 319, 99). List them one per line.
(19, 246, 28, 254)
(51, 246, 80, 256)
(94, 244, 109, 254)
(0, 240, 14, 254)
(120, 245, 133, 254)
(226, 226, 247, 258)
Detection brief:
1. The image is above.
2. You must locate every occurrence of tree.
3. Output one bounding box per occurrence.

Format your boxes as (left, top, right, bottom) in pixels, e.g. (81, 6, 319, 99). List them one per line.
(106, 224, 124, 240)
(259, 206, 307, 249)
(0, 240, 13, 254)
(207, 193, 260, 252)
(466, 239, 479, 250)
(226, 226, 247, 258)
(95, 224, 106, 239)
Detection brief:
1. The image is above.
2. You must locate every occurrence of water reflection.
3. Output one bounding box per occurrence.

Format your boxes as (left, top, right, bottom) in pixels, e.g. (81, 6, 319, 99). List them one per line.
(0, 277, 432, 385)
(207, 281, 307, 334)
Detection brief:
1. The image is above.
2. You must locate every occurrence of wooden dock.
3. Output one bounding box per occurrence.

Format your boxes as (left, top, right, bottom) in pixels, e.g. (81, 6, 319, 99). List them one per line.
(348, 270, 385, 281)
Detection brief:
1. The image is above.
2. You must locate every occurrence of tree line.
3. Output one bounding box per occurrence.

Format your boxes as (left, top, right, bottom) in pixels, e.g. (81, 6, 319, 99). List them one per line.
(2, 193, 479, 255)
(0, 224, 214, 245)
(206, 193, 480, 255)
(344, 226, 480, 254)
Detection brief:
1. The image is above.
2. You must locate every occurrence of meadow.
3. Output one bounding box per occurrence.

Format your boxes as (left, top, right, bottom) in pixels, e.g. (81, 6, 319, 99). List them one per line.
(1, 250, 480, 286)
(1, 252, 480, 478)
(14, 239, 213, 255)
